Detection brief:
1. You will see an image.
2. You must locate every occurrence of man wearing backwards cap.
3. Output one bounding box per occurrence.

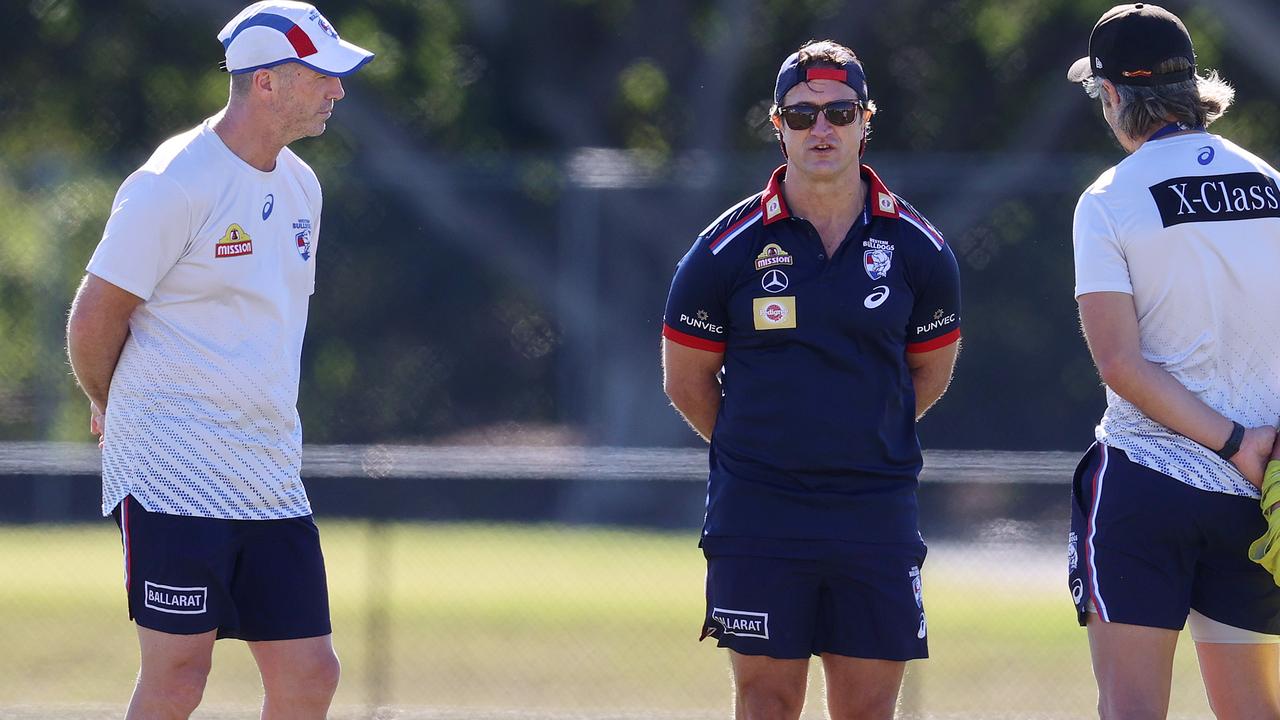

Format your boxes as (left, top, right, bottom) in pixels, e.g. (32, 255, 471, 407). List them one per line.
(66, 2, 372, 717)
(1064, 4, 1280, 717)
(662, 40, 960, 719)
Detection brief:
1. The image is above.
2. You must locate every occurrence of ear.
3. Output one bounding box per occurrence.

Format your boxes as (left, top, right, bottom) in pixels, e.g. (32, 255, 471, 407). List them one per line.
(1102, 79, 1120, 107)
(770, 114, 783, 132)
(253, 68, 277, 95)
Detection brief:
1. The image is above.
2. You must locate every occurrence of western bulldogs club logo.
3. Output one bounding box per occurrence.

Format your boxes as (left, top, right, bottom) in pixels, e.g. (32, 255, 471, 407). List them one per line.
(910, 565, 926, 639)
(308, 9, 339, 39)
(293, 219, 313, 261)
(863, 238, 894, 280)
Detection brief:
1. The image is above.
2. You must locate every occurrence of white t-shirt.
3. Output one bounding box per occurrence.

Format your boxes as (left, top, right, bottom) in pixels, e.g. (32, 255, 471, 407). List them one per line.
(88, 119, 322, 519)
(1074, 132, 1280, 498)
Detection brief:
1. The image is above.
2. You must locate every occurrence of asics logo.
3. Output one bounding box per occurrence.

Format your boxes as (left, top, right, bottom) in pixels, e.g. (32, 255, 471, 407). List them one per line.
(864, 285, 890, 308)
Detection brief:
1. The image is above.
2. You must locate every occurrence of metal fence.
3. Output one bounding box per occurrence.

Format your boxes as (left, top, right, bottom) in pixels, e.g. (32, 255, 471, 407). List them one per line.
(0, 445, 1219, 719)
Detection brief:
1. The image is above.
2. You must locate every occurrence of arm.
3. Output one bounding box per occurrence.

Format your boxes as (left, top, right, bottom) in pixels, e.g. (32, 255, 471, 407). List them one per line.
(661, 338, 724, 442)
(1078, 291, 1276, 486)
(907, 339, 959, 420)
(66, 273, 144, 432)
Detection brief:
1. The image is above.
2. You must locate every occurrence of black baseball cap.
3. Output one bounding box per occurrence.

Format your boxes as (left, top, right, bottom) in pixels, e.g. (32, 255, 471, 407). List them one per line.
(1066, 3, 1195, 86)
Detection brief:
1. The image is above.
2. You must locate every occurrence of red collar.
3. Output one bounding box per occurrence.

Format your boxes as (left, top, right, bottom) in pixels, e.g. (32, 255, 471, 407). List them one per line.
(760, 163, 900, 225)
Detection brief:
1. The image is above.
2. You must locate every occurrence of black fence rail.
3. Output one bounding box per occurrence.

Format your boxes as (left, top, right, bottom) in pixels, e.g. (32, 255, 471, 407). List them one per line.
(1, 443, 1078, 540)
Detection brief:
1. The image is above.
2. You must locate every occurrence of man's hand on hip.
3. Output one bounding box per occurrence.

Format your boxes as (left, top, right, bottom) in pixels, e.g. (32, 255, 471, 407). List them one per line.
(1235, 425, 1278, 490)
(90, 401, 105, 450)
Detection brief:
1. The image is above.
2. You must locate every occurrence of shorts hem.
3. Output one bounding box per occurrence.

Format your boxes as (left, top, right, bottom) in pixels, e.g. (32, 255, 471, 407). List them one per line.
(223, 627, 333, 642)
(134, 619, 221, 636)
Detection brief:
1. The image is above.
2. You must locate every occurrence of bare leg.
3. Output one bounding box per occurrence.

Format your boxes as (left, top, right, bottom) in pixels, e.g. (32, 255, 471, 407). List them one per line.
(248, 634, 341, 720)
(1087, 616, 1179, 720)
(821, 653, 905, 720)
(1196, 641, 1280, 720)
(125, 626, 217, 720)
(730, 651, 810, 720)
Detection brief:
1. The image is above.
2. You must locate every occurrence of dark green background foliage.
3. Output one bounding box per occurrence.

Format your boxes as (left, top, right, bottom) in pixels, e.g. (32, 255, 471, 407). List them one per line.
(4, 0, 1280, 448)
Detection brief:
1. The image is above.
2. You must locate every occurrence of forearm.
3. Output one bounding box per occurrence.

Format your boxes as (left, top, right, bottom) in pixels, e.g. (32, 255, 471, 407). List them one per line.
(911, 366, 951, 420)
(66, 324, 129, 409)
(667, 380, 721, 442)
(1106, 358, 1234, 450)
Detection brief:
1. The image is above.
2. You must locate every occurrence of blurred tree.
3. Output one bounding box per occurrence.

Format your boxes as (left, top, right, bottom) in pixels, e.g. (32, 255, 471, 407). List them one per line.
(2, 0, 1277, 449)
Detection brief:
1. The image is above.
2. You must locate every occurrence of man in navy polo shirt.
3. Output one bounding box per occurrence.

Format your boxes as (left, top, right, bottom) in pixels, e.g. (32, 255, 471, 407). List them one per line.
(661, 40, 960, 719)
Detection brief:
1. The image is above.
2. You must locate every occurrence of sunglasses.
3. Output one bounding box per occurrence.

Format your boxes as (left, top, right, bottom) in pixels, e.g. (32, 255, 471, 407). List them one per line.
(777, 99, 865, 130)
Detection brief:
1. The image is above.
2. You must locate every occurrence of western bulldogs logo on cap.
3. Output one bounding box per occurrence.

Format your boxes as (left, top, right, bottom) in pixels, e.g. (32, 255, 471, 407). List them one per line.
(219, 1, 375, 77)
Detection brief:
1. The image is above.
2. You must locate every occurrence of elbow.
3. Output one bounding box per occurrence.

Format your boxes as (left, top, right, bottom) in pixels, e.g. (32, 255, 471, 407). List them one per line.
(65, 308, 90, 353)
(663, 377, 689, 408)
(1094, 354, 1140, 394)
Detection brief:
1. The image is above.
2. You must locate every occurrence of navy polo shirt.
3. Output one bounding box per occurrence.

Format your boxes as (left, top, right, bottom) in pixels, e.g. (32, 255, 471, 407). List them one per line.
(663, 164, 961, 553)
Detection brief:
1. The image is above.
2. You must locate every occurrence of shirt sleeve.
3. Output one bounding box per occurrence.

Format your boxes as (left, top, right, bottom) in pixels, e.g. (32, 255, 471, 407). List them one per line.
(86, 171, 192, 300)
(662, 238, 729, 352)
(906, 241, 961, 353)
(1073, 191, 1132, 298)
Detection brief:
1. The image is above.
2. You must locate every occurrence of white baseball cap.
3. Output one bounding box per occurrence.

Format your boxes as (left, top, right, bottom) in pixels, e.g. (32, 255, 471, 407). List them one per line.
(218, 1, 374, 76)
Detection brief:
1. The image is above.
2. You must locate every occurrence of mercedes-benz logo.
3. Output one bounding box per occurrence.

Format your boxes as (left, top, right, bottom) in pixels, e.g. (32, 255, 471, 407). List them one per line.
(761, 269, 789, 293)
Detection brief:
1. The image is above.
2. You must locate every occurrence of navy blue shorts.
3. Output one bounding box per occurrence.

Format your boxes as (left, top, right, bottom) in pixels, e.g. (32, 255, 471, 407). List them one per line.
(112, 496, 332, 641)
(1068, 443, 1280, 633)
(701, 543, 928, 661)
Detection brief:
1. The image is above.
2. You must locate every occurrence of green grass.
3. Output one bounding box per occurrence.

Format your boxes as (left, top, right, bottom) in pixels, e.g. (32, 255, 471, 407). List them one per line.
(0, 523, 1215, 719)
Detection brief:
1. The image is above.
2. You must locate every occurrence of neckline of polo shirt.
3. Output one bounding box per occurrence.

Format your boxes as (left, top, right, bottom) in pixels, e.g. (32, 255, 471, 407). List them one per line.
(203, 119, 282, 179)
(761, 164, 900, 226)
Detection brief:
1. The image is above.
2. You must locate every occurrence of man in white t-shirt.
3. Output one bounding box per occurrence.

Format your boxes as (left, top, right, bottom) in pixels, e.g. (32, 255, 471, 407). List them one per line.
(65, 2, 371, 717)
(1064, 4, 1280, 718)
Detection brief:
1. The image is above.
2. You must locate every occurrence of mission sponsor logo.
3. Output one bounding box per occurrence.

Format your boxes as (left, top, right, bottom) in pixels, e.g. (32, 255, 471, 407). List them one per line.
(680, 309, 724, 334)
(753, 296, 796, 330)
(754, 243, 793, 270)
(711, 607, 769, 639)
(916, 308, 957, 334)
(1149, 171, 1280, 227)
(215, 223, 254, 258)
(143, 581, 207, 615)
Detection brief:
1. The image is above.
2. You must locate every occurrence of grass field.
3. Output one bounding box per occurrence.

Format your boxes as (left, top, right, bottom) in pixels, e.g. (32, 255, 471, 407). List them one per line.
(0, 522, 1216, 719)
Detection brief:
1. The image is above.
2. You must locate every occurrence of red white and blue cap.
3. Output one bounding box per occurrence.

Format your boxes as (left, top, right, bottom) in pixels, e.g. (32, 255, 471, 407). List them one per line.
(774, 51, 869, 106)
(218, 1, 374, 76)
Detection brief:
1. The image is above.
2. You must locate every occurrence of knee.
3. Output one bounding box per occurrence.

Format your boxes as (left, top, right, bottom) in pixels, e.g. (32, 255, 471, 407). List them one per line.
(268, 649, 341, 702)
(735, 678, 805, 720)
(1098, 696, 1166, 720)
(138, 659, 211, 715)
(829, 690, 899, 720)
(312, 652, 341, 699)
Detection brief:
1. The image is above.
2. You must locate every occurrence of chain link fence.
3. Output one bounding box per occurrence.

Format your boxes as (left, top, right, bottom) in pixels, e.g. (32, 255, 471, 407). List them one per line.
(0, 446, 1220, 719)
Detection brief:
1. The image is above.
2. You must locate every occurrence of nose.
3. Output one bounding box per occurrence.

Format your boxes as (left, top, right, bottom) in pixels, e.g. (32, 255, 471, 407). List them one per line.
(810, 110, 836, 136)
(329, 76, 345, 102)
